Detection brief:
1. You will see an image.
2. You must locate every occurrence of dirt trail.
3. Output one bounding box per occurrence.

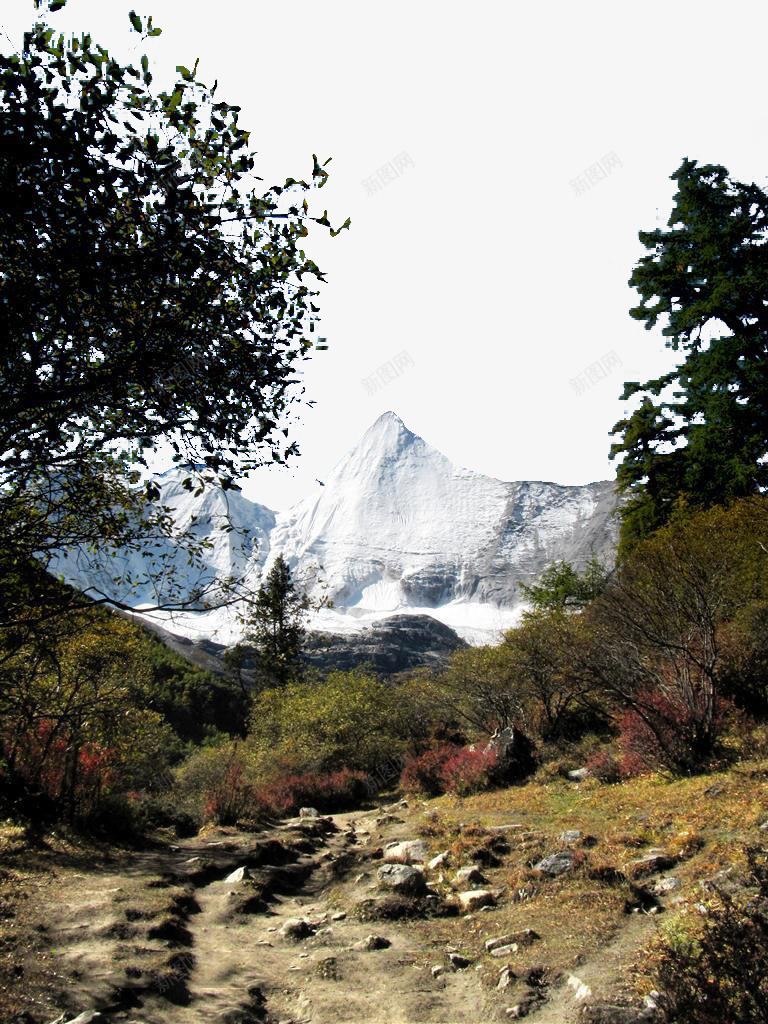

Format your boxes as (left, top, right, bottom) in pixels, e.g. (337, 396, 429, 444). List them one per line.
(14, 802, 682, 1024)
(524, 911, 658, 1023)
(35, 807, 490, 1024)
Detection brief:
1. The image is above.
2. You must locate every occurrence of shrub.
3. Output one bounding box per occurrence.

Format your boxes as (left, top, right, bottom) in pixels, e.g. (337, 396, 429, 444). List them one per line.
(253, 766, 370, 817)
(617, 691, 729, 775)
(248, 670, 428, 777)
(586, 747, 622, 783)
(648, 846, 768, 1023)
(400, 742, 499, 797)
(202, 753, 257, 825)
(400, 743, 461, 796)
(440, 745, 498, 796)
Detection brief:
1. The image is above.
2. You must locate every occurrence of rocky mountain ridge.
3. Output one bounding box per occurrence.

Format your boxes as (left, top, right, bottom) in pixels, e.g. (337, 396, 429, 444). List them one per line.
(55, 412, 620, 644)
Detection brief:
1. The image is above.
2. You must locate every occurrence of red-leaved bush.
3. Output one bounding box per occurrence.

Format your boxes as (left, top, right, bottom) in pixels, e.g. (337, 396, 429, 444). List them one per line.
(585, 747, 622, 783)
(439, 745, 499, 796)
(617, 688, 730, 775)
(252, 767, 370, 818)
(3, 718, 116, 818)
(203, 756, 256, 825)
(400, 742, 460, 796)
(400, 742, 499, 797)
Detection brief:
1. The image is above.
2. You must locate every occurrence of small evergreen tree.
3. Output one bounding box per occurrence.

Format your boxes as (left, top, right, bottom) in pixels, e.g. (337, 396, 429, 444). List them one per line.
(243, 556, 310, 689)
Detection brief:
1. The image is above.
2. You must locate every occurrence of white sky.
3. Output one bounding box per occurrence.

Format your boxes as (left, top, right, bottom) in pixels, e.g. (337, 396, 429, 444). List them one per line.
(5, 0, 768, 510)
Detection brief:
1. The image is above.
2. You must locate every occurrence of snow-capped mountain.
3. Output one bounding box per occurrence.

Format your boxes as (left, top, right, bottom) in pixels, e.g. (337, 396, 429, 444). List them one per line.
(55, 412, 620, 644)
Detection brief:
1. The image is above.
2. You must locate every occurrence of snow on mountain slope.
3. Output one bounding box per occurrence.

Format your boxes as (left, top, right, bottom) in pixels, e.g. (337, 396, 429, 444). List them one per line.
(262, 412, 619, 625)
(54, 412, 620, 644)
(51, 466, 275, 609)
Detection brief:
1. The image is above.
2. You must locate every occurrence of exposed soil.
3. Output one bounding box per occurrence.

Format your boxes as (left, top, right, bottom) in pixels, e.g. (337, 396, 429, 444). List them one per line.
(1, 800, 691, 1024)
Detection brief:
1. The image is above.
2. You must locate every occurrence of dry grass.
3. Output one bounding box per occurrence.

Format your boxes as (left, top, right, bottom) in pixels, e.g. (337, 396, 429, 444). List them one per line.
(404, 758, 768, 1000)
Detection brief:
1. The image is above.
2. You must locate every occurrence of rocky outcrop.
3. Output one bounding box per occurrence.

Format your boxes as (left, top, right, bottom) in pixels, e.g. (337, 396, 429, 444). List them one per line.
(301, 614, 468, 675)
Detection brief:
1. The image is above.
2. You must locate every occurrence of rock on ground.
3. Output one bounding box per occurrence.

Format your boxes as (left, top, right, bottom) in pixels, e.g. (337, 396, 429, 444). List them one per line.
(383, 839, 429, 864)
(376, 863, 427, 895)
(533, 851, 575, 877)
(457, 889, 496, 911)
(454, 865, 487, 886)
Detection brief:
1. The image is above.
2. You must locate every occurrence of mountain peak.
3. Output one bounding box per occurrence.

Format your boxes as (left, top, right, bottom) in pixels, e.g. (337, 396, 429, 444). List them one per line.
(352, 410, 420, 463)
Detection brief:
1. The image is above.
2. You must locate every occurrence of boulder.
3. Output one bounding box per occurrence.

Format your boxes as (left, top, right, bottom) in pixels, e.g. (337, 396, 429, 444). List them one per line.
(299, 807, 319, 818)
(377, 863, 426, 895)
(485, 929, 540, 952)
(560, 830, 582, 844)
(354, 934, 391, 951)
(457, 889, 496, 911)
(331, 910, 347, 921)
(279, 918, 315, 940)
(454, 865, 487, 886)
(567, 767, 590, 781)
(490, 944, 517, 957)
(375, 814, 405, 826)
(428, 851, 450, 870)
(57, 1015, 105, 1024)
(533, 851, 575, 877)
(383, 840, 429, 864)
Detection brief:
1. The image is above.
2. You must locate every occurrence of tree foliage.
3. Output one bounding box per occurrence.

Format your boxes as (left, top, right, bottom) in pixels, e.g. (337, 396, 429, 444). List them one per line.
(611, 158, 768, 554)
(0, 1, 348, 634)
(519, 556, 610, 615)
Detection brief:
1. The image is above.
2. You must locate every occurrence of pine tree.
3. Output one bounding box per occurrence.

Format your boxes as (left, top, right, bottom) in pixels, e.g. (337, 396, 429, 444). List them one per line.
(244, 556, 310, 689)
(610, 157, 768, 554)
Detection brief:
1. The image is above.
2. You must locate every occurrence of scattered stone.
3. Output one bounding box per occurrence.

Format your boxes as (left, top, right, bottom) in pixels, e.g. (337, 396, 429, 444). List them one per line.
(458, 889, 496, 911)
(488, 824, 525, 833)
(567, 974, 592, 1001)
(375, 814, 405, 826)
(354, 872, 370, 884)
(625, 852, 678, 878)
(533, 851, 575, 877)
(448, 952, 472, 969)
(383, 839, 429, 864)
(581, 1006, 656, 1023)
(506, 1007, 528, 1020)
(299, 807, 320, 818)
(354, 934, 391, 951)
(485, 931, 538, 952)
(497, 965, 517, 991)
(567, 767, 590, 781)
(377, 864, 427, 895)
(331, 911, 347, 921)
(560, 830, 582, 843)
(316, 956, 340, 980)
(428, 851, 450, 870)
(223, 866, 250, 884)
(653, 876, 681, 894)
(62, 1015, 105, 1024)
(279, 918, 316, 941)
(454, 865, 487, 886)
(431, 964, 444, 978)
